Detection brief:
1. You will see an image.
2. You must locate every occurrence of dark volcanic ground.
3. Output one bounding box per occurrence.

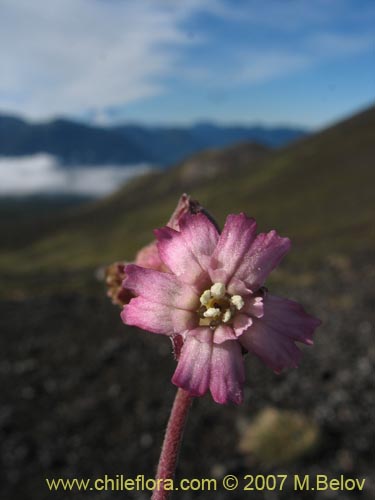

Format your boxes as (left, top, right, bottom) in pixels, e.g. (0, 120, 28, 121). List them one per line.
(1, 255, 374, 500)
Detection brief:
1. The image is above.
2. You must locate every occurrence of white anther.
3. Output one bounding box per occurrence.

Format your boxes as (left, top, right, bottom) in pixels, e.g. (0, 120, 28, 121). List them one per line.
(210, 282, 226, 299)
(203, 307, 221, 318)
(200, 289, 212, 305)
(222, 309, 232, 323)
(231, 295, 244, 310)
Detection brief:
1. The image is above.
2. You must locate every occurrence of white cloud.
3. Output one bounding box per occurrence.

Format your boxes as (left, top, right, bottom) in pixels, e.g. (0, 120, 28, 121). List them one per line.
(0, 154, 151, 196)
(0, 0, 209, 119)
(231, 30, 373, 86)
(233, 52, 310, 84)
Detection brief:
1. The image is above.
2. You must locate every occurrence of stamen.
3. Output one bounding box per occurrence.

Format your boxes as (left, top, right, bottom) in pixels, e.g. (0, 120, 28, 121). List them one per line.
(210, 282, 226, 299)
(222, 309, 232, 323)
(203, 307, 221, 318)
(231, 295, 244, 310)
(200, 289, 212, 305)
(198, 284, 245, 328)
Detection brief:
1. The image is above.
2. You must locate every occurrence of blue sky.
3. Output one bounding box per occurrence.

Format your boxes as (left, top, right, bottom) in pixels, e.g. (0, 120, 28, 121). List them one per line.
(1, 0, 374, 128)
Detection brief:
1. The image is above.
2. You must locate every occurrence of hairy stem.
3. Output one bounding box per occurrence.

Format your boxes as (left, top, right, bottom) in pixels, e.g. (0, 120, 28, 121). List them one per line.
(151, 388, 193, 500)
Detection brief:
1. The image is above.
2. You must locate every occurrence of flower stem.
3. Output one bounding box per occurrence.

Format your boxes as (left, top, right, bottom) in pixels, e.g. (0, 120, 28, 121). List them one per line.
(152, 388, 193, 500)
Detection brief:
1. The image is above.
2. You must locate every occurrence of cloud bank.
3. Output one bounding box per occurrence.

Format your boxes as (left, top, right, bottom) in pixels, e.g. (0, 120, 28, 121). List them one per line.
(0, 154, 151, 196)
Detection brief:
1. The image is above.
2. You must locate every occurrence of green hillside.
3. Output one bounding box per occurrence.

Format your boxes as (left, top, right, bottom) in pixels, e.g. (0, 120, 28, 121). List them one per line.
(1, 107, 374, 295)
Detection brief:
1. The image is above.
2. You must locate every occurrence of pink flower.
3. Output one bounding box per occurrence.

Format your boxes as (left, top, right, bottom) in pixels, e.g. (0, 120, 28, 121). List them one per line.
(121, 211, 321, 405)
(106, 194, 209, 305)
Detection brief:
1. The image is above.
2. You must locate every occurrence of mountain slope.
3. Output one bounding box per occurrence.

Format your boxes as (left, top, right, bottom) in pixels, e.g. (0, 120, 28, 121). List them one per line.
(0, 106, 373, 288)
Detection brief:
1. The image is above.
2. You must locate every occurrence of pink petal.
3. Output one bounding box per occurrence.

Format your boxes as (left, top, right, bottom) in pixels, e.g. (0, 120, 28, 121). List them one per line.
(166, 193, 192, 230)
(229, 230, 291, 292)
(134, 241, 166, 271)
(261, 294, 321, 345)
(240, 320, 301, 373)
(124, 264, 198, 311)
(209, 341, 245, 404)
(179, 212, 219, 263)
(122, 297, 198, 335)
(128, 194, 197, 273)
(239, 295, 320, 373)
(233, 313, 253, 337)
(188, 326, 213, 342)
(155, 213, 219, 288)
(172, 328, 213, 397)
(209, 213, 257, 285)
(155, 226, 203, 286)
(225, 277, 252, 296)
(243, 295, 264, 318)
(213, 325, 237, 344)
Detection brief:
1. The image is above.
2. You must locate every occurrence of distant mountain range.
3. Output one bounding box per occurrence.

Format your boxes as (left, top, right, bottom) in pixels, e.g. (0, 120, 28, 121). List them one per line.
(0, 113, 307, 167)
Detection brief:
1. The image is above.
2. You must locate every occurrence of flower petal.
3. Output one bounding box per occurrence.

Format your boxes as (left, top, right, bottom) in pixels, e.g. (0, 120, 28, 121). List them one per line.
(213, 325, 237, 344)
(240, 320, 302, 373)
(209, 213, 257, 285)
(179, 212, 220, 263)
(243, 295, 264, 318)
(172, 328, 213, 397)
(166, 193, 192, 230)
(124, 264, 198, 311)
(229, 230, 291, 292)
(155, 213, 219, 288)
(155, 226, 203, 285)
(209, 341, 245, 404)
(188, 326, 213, 342)
(121, 297, 198, 335)
(134, 241, 165, 271)
(261, 294, 321, 344)
(225, 277, 252, 296)
(233, 313, 253, 337)
(239, 295, 320, 373)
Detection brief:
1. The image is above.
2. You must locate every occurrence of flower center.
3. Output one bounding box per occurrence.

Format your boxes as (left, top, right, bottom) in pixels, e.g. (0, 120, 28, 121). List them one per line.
(198, 282, 244, 328)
